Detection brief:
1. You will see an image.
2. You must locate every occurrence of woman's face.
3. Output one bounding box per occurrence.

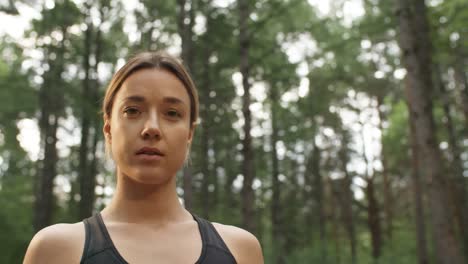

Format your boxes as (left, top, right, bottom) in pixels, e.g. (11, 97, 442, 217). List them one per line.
(104, 68, 194, 185)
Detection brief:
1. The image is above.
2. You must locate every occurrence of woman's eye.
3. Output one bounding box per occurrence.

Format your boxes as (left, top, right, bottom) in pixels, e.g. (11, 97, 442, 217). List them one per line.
(167, 109, 181, 118)
(123, 107, 140, 116)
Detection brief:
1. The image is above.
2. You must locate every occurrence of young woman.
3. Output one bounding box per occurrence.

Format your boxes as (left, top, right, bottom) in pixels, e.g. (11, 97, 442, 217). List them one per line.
(23, 51, 264, 264)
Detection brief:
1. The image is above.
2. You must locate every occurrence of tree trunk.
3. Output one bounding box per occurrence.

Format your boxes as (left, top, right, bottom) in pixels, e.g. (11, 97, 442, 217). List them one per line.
(408, 107, 430, 264)
(366, 177, 382, 260)
(303, 142, 313, 242)
(34, 113, 59, 231)
(78, 10, 93, 219)
(311, 135, 327, 263)
(186, 0, 195, 69)
(200, 88, 211, 219)
(239, 0, 255, 232)
(89, 15, 104, 216)
(453, 42, 468, 128)
(79, 4, 104, 219)
(33, 27, 68, 232)
(177, 0, 195, 70)
(177, 0, 187, 50)
(177, 0, 196, 210)
(200, 124, 210, 218)
(435, 65, 468, 256)
(329, 177, 341, 264)
(283, 158, 300, 254)
(269, 86, 283, 264)
(338, 142, 357, 264)
(360, 125, 382, 261)
(395, 0, 465, 262)
(199, 13, 214, 219)
(211, 150, 220, 218)
(376, 95, 393, 240)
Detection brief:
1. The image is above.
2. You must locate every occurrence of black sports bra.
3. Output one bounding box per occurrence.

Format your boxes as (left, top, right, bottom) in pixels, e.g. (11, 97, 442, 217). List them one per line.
(80, 213, 237, 263)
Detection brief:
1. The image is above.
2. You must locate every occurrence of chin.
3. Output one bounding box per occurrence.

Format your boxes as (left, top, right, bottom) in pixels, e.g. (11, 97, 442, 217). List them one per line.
(129, 170, 174, 186)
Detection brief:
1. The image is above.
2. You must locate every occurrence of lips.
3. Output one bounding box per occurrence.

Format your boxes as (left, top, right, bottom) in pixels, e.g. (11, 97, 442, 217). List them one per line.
(136, 147, 164, 156)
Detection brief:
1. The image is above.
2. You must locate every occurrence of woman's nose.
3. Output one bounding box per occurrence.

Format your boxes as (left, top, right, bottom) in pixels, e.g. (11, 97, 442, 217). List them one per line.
(141, 111, 161, 140)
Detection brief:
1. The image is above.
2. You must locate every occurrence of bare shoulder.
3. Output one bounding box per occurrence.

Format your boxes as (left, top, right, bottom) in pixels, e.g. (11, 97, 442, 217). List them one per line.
(23, 222, 85, 264)
(212, 222, 264, 264)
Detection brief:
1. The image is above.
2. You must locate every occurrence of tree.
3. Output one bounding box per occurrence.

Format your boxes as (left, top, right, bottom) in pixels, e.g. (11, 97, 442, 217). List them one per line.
(177, 0, 196, 212)
(238, 0, 255, 232)
(31, 0, 81, 231)
(0, 38, 36, 263)
(395, 0, 465, 263)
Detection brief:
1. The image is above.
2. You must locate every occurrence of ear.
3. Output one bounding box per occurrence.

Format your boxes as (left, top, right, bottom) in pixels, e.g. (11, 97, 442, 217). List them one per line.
(103, 116, 112, 144)
(187, 122, 197, 144)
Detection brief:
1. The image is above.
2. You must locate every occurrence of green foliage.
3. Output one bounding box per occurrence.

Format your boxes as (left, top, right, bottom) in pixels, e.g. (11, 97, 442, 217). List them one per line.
(32, 0, 82, 36)
(382, 100, 409, 172)
(0, 174, 34, 264)
(0, 39, 36, 264)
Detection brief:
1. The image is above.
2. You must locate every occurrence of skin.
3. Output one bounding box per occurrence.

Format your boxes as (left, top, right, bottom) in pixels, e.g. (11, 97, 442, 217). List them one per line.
(23, 68, 264, 264)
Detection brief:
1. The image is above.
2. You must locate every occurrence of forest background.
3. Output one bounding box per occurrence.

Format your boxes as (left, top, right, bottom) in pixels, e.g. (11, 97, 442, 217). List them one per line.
(0, 0, 467, 263)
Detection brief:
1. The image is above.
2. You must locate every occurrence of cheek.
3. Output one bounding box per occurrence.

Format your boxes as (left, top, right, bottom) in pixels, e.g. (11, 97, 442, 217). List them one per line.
(109, 117, 133, 155)
(174, 124, 191, 141)
(167, 126, 191, 155)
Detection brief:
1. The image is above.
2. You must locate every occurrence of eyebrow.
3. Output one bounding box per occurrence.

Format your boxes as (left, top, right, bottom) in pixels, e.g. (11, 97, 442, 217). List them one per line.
(121, 95, 145, 103)
(163, 96, 186, 106)
(121, 95, 186, 105)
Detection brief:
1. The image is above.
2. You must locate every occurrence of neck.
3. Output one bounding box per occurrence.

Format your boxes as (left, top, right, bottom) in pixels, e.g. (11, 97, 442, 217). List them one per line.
(102, 171, 189, 225)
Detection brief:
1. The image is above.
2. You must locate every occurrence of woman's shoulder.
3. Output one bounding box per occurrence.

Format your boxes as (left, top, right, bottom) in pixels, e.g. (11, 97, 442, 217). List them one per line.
(23, 222, 85, 264)
(212, 222, 264, 264)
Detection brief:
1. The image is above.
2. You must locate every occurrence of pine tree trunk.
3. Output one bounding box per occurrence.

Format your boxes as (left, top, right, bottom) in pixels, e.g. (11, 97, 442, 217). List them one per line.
(79, 5, 103, 219)
(366, 177, 382, 260)
(186, 0, 195, 69)
(78, 11, 93, 219)
(200, 94, 211, 219)
(33, 27, 68, 232)
(435, 65, 468, 256)
(311, 136, 327, 263)
(338, 140, 357, 264)
(238, 0, 255, 232)
(177, 0, 195, 210)
(303, 143, 313, 242)
(284, 158, 300, 253)
(360, 125, 382, 260)
(199, 22, 214, 218)
(200, 129, 210, 218)
(34, 113, 59, 231)
(408, 107, 430, 264)
(329, 183, 341, 264)
(270, 87, 283, 264)
(88, 18, 103, 216)
(177, 0, 195, 69)
(453, 42, 468, 128)
(395, 0, 465, 262)
(376, 95, 393, 240)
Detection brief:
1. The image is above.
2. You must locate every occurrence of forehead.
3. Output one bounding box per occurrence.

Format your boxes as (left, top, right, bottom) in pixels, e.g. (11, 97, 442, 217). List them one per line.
(115, 68, 190, 106)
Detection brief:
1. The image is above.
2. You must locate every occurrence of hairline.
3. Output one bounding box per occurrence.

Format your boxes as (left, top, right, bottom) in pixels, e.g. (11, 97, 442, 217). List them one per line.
(105, 59, 197, 125)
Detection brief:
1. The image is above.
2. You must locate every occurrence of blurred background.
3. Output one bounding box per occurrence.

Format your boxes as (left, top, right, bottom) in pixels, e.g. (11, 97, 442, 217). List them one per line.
(0, 0, 467, 263)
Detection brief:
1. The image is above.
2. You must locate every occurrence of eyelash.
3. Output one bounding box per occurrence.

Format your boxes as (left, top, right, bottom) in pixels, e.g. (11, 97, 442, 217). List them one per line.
(166, 109, 182, 118)
(123, 107, 182, 119)
(123, 107, 141, 116)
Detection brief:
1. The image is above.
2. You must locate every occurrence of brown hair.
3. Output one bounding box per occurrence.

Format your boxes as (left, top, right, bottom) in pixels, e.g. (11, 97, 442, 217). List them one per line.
(102, 51, 199, 125)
